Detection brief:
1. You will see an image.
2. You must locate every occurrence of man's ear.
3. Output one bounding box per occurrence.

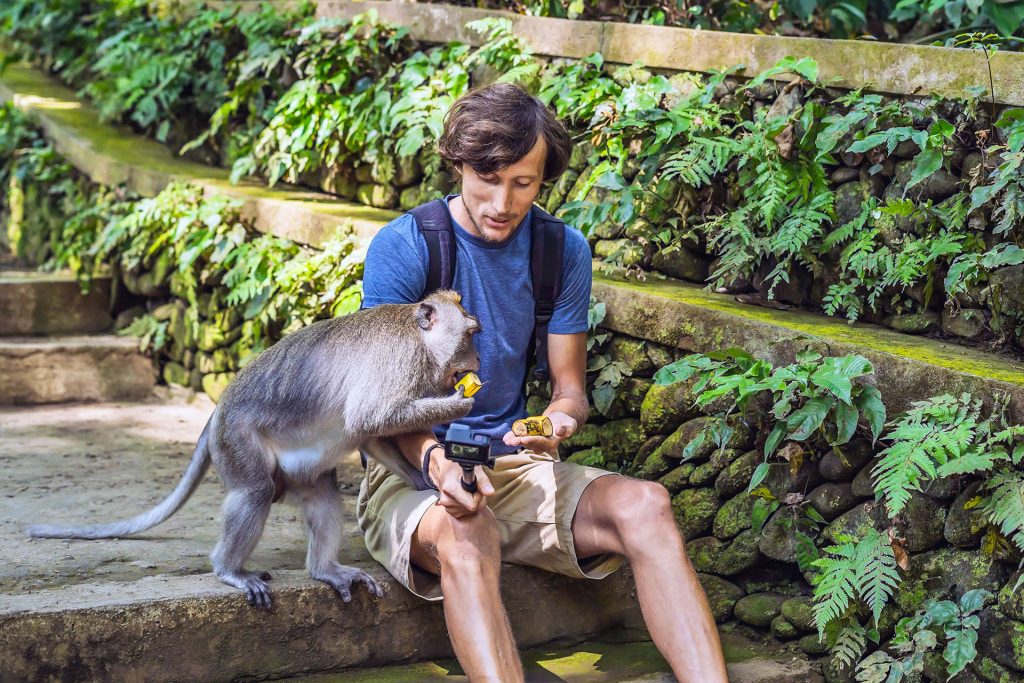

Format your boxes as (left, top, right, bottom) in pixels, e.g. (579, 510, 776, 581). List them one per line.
(416, 302, 435, 330)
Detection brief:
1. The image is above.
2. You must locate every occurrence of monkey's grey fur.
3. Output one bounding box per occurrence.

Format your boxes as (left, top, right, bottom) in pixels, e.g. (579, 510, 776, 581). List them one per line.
(28, 290, 480, 608)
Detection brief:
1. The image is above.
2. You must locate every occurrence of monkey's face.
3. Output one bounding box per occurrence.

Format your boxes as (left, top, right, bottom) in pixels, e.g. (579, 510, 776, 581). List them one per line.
(416, 291, 481, 391)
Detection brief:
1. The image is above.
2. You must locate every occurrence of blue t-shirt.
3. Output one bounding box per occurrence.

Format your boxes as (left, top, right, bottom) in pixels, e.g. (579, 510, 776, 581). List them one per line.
(362, 196, 592, 454)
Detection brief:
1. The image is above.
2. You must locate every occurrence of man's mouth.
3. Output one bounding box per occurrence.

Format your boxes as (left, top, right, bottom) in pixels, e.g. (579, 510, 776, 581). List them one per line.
(484, 216, 514, 229)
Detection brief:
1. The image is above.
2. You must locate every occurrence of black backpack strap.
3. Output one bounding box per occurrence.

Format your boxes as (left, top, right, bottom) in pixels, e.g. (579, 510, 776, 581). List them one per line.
(409, 199, 457, 294)
(529, 206, 565, 383)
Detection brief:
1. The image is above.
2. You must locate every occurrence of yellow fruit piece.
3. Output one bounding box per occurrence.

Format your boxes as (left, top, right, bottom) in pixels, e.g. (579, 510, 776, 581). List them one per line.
(456, 372, 483, 397)
(512, 416, 553, 438)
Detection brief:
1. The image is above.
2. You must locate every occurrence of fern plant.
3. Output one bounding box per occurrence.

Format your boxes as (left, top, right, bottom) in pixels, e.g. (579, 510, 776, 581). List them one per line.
(872, 393, 1024, 518)
(854, 590, 991, 682)
(812, 528, 901, 633)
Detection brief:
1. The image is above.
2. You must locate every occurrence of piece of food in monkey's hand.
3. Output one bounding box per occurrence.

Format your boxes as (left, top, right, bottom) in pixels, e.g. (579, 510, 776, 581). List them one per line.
(455, 371, 483, 397)
(512, 416, 553, 438)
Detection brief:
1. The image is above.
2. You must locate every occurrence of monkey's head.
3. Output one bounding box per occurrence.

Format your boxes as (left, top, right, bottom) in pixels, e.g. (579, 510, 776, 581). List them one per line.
(416, 290, 481, 392)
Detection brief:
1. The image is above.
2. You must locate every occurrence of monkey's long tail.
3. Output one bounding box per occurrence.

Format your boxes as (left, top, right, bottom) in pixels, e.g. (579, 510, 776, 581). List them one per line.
(26, 419, 213, 540)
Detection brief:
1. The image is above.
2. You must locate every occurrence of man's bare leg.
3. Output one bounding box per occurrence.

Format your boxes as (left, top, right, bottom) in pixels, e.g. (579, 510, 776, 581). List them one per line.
(410, 503, 524, 682)
(572, 476, 729, 683)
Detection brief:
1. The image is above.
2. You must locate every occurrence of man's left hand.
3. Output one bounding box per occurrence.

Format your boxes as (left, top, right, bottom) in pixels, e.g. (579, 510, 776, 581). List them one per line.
(502, 411, 577, 457)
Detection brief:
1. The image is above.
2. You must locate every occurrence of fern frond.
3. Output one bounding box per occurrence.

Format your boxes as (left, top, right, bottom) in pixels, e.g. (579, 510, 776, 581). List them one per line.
(812, 539, 859, 633)
(872, 440, 936, 518)
(831, 619, 868, 669)
(984, 469, 1024, 552)
(857, 529, 901, 626)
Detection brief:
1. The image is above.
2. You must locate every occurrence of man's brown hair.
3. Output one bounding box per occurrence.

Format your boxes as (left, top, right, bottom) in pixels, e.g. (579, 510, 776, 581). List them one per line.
(437, 83, 571, 182)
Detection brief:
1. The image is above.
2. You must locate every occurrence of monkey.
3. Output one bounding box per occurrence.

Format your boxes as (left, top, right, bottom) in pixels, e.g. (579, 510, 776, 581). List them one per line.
(27, 290, 480, 609)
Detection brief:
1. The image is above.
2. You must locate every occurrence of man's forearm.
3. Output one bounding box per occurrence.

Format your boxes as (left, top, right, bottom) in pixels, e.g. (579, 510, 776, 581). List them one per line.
(394, 431, 440, 469)
(544, 390, 589, 428)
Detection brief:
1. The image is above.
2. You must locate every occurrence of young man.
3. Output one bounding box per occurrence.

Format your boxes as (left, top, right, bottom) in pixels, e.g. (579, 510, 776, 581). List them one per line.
(357, 82, 728, 682)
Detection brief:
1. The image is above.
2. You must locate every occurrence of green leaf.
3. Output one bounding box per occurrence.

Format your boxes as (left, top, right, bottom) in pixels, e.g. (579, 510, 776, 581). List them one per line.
(751, 498, 779, 533)
(765, 422, 787, 458)
(944, 628, 979, 678)
(787, 397, 832, 441)
(854, 386, 886, 443)
(905, 147, 943, 193)
(959, 589, 991, 614)
(834, 401, 859, 445)
(747, 462, 771, 493)
(654, 359, 697, 385)
(811, 365, 854, 404)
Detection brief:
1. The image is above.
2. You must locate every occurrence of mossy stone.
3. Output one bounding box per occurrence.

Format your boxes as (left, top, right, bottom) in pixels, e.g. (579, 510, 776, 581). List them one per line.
(196, 321, 242, 352)
(715, 450, 759, 497)
(770, 614, 799, 640)
(671, 487, 721, 540)
(833, 179, 873, 226)
(696, 573, 745, 623)
(780, 596, 815, 633)
(151, 302, 177, 322)
(901, 491, 947, 552)
(895, 547, 1009, 614)
(977, 608, 1024, 673)
(630, 435, 668, 477)
(851, 456, 879, 498)
(651, 243, 709, 282)
(822, 502, 887, 546)
(818, 438, 873, 481)
(195, 351, 216, 375)
(687, 536, 724, 574)
(734, 592, 786, 628)
(646, 343, 674, 370)
(201, 372, 234, 403)
(356, 183, 398, 209)
(639, 379, 701, 434)
(758, 511, 797, 564)
(162, 362, 189, 387)
(942, 307, 987, 339)
(689, 461, 719, 487)
(713, 492, 754, 540)
(807, 482, 859, 522)
(566, 447, 605, 467)
(889, 312, 939, 334)
(604, 377, 652, 419)
(999, 572, 1024, 622)
(692, 447, 741, 487)
(607, 336, 653, 375)
(563, 422, 600, 451)
(798, 633, 829, 656)
(822, 650, 858, 683)
(945, 481, 986, 549)
(398, 186, 422, 211)
(597, 418, 646, 464)
(593, 239, 643, 266)
(716, 528, 761, 576)
(657, 463, 695, 494)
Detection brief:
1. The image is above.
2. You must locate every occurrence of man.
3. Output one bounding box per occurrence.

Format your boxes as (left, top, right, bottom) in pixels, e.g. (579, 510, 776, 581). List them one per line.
(357, 82, 728, 682)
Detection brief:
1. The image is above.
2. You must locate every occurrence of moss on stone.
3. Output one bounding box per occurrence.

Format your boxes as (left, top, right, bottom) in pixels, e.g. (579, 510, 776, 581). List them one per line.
(671, 487, 721, 540)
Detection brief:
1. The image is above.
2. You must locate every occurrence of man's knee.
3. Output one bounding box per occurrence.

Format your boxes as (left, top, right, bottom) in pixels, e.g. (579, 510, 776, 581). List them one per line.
(416, 505, 501, 575)
(605, 479, 675, 545)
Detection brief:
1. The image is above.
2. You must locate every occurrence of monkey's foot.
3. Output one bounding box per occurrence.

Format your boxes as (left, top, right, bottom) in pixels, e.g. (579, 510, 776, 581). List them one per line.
(311, 563, 383, 602)
(217, 569, 274, 609)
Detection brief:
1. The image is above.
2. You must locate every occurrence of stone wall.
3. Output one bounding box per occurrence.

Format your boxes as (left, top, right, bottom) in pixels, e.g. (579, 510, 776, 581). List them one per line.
(547, 330, 1024, 682)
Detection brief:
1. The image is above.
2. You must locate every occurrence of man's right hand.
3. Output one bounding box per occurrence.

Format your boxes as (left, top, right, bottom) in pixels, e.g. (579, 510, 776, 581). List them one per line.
(429, 454, 494, 518)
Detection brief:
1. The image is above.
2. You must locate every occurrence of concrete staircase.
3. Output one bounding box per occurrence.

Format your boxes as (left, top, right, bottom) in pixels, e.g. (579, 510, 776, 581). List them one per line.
(0, 269, 156, 404)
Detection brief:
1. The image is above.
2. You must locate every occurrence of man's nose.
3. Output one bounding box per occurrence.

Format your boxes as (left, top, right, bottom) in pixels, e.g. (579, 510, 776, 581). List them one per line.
(494, 185, 513, 214)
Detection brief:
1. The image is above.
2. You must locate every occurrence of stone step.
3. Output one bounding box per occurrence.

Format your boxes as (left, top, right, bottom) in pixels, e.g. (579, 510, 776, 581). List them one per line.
(284, 634, 821, 682)
(0, 399, 643, 682)
(593, 269, 1024, 422)
(0, 335, 156, 404)
(0, 269, 113, 336)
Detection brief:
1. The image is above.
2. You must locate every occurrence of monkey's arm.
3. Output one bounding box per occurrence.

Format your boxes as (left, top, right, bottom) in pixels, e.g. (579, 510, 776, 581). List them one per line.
(354, 392, 473, 437)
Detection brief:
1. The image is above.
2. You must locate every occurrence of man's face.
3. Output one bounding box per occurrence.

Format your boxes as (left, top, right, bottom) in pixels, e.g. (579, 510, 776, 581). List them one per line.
(457, 136, 547, 243)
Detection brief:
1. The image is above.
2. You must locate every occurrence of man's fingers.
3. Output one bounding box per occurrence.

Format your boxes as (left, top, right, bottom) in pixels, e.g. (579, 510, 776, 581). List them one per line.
(475, 467, 494, 495)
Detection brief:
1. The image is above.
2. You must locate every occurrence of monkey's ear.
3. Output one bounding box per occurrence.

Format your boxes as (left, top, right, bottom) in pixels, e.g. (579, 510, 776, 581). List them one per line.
(416, 302, 436, 330)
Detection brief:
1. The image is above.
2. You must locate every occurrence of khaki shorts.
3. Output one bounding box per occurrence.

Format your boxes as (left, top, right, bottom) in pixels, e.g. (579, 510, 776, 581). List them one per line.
(356, 441, 624, 601)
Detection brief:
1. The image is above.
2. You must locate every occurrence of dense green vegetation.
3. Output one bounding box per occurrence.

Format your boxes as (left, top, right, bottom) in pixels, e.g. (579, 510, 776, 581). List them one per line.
(444, 0, 1024, 47)
(6, 0, 1024, 357)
